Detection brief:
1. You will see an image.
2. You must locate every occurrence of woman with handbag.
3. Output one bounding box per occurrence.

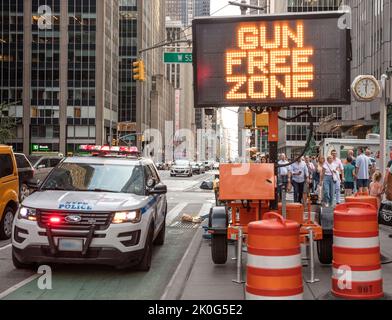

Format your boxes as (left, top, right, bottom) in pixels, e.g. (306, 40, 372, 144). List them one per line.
(320, 155, 338, 207)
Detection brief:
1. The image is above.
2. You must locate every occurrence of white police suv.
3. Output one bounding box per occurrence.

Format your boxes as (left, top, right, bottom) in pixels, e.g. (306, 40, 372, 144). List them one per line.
(12, 146, 168, 271)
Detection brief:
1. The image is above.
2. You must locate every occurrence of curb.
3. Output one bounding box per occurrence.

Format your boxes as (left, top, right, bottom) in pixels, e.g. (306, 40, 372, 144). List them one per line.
(161, 227, 204, 300)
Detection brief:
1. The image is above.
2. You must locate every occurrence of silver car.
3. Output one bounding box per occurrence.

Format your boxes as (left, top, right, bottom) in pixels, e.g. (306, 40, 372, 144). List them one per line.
(27, 155, 63, 182)
(12, 156, 168, 271)
(170, 160, 193, 177)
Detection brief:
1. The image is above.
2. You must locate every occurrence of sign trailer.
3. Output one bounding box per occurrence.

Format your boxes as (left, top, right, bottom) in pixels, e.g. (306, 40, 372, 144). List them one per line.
(192, 12, 351, 108)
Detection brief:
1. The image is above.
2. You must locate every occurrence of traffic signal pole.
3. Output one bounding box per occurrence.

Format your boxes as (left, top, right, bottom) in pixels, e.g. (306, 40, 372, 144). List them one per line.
(268, 108, 280, 210)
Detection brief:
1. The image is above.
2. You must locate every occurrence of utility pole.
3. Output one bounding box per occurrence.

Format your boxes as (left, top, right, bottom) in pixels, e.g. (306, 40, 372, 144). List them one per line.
(380, 70, 391, 177)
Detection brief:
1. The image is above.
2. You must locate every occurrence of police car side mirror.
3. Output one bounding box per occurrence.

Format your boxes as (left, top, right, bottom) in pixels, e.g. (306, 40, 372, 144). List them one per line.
(26, 178, 41, 190)
(149, 184, 167, 195)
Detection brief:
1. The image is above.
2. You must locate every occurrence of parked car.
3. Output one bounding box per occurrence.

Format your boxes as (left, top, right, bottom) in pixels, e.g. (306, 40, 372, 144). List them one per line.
(0, 145, 19, 239)
(171, 160, 193, 177)
(12, 153, 168, 271)
(14, 153, 34, 201)
(27, 155, 63, 182)
(204, 161, 214, 171)
(191, 162, 205, 175)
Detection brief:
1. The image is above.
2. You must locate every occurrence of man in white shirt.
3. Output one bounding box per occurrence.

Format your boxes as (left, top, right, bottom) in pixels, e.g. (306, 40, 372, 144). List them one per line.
(288, 158, 309, 204)
(356, 147, 372, 194)
(278, 154, 290, 201)
(331, 150, 344, 204)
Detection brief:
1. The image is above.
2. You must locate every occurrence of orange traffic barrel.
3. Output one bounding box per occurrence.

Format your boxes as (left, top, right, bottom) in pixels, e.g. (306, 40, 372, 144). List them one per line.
(246, 212, 303, 300)
(278, 203, 304, 224)
(332, 202, 383, 299)
(346, 195, 378, 210)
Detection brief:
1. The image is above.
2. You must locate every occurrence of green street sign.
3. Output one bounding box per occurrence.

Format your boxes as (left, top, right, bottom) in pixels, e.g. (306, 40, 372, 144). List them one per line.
(31, 144, 50, 152)
(164, 52, 192, 64)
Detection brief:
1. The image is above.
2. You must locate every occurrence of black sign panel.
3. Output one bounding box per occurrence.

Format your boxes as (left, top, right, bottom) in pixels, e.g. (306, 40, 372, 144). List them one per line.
(192, 12, 351, 108)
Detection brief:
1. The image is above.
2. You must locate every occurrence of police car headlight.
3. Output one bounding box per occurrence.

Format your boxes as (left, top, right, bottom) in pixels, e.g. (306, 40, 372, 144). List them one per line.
(19, 207, 37, 221)
(112, 210, 141, 224)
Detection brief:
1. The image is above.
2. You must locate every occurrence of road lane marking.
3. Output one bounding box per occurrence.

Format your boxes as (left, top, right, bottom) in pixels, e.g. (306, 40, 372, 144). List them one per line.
(0, 244, 11, 252)
(0, 274, 40, 300)
(161, 203, 212, 299)
(161, 227, 203, 300)
(166, 202, 188, 226)
(199, 203, 212, 217)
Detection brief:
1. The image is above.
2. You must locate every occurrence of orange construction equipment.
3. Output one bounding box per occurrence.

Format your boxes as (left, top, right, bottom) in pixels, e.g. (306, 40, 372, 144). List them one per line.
(227, 201, 269, 241)
(346, 194, 378, 210)
(277, 203, 304, 224)
(246, 212, 303, 300)
(219, 164, 275, 201)
(332, 203, 383, 299)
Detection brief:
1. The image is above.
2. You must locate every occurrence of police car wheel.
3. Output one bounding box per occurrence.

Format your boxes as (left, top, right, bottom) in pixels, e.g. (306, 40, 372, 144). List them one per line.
(0, 206, 15, 240)
(137, 225, 154, 271)
(12, 248, 35, 270)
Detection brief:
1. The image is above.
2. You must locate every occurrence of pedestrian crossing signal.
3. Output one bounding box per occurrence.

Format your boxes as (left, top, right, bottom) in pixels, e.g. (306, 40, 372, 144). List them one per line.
(133, 60, 146, 81)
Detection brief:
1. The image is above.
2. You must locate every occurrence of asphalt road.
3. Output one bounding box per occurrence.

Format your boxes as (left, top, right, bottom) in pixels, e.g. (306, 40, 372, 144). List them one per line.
(0, 171, 215, 300)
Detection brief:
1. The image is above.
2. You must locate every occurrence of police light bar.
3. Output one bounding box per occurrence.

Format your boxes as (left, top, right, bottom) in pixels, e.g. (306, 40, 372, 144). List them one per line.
(79, 145, 139, 154)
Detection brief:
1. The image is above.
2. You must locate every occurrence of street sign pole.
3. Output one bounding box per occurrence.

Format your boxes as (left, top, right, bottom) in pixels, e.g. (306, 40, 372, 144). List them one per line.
(380, 74, 390, 177)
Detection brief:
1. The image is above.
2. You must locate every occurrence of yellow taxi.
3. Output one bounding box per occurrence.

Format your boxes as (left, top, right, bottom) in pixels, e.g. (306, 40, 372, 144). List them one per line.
(0, 145, 19, 239)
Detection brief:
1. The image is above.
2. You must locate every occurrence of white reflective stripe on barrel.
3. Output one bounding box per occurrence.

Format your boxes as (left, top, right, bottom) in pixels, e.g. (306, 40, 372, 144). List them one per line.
(332, 268, 382, 282)
(333, 236, 380, 249)
(247, 254, 301, 270)
(246, 292, 303, 300)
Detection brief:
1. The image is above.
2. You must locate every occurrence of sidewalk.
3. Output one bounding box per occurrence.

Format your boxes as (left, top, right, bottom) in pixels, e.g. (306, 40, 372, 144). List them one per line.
(178, 226, 392, 300)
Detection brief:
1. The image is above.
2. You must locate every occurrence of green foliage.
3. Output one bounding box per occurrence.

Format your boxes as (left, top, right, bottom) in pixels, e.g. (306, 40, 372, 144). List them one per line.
(0, 101, 18, 145)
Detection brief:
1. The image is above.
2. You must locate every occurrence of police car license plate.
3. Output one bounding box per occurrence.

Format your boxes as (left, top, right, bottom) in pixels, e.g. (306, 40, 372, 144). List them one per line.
(58, 238, 84, 252)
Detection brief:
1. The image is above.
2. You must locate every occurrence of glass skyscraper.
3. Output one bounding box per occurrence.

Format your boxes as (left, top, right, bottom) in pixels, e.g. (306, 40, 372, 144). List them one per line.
(0, 0, 119, 154)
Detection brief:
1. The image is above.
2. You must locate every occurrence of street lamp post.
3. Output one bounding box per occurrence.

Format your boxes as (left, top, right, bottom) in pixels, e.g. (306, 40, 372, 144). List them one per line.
(380, 72, 391, 177)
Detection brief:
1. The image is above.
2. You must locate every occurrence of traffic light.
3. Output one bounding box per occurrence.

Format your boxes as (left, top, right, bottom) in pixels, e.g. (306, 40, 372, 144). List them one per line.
(256, 113, 269, 128)
(244, 109, 253, 128)
(132, 60, 146, 81)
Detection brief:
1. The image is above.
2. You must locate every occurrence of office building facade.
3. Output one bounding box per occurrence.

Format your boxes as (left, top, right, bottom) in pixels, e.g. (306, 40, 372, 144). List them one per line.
(272, 0, 346, 158)
(340, 0, 392, 139)
(1, 0, 119, 155)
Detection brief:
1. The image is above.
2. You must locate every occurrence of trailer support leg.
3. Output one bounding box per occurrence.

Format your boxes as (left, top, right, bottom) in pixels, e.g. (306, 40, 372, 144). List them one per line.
(233, 227, 245, 284)
(306, 228, 320, 284)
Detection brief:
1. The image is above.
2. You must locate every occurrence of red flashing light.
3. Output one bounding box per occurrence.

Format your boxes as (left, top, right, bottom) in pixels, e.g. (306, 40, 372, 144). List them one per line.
(79, 145, 139, 154)
(49, 217, 61, 224)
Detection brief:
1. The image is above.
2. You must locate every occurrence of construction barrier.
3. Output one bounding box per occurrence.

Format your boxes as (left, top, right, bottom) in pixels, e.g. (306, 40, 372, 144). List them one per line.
(278, 203, 304, 224)
(346, 195, 378, 211)
(246, 212, 303, 300)
(332, 203, 383, 299)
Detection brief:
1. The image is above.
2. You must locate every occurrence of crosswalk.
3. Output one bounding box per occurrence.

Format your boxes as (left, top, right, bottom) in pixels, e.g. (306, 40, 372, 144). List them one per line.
(166, 202, 212, 227)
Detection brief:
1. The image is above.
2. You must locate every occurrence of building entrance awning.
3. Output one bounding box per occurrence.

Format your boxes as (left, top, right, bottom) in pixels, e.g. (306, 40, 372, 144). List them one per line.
(317, 120, 378, 134)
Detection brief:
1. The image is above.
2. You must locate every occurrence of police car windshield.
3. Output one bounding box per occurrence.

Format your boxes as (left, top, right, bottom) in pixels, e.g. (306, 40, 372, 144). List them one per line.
(41, 162, 145, 195)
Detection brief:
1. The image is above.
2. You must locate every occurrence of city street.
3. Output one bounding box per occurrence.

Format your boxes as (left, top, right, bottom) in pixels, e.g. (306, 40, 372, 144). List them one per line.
(0, 172, 215, 300)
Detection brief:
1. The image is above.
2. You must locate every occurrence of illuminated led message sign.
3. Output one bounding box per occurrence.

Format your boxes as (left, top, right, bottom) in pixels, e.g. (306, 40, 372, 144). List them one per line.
(192, 13, 351, 108)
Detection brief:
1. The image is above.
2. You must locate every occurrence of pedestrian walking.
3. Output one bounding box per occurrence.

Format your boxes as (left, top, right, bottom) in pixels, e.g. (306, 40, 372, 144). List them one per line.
(369, 171, 384, 210)
(366, 149, 377, 179)
(321, 155, 338, 207)
(356, 147, 372, 194)
(277, 153, 290, 202)
(316, 156, 325, 203)
(348, 149, 357, 193)
(288, 158, 309, 204)
(343, 157, 356, 197)
(331, 150, 344, 204)
(311, 156, 319, 193)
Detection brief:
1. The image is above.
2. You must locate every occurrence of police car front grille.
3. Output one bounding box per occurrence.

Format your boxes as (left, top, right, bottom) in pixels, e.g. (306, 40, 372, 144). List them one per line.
(38, 211, 114, 230)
